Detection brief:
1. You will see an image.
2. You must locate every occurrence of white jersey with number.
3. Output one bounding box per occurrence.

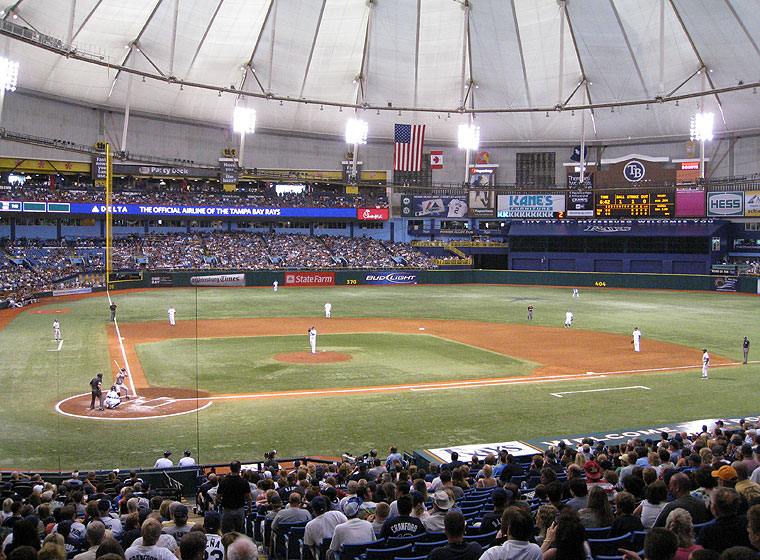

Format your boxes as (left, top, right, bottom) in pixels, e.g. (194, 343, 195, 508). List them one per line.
(205, 534, 224, 560)
(565, 312, 573, 324)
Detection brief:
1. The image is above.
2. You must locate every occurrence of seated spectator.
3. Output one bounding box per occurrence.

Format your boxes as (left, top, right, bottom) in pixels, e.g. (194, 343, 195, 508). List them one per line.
(74, 521, 105, 560)
(566, 478, 588, 511)
(95, 538, 125, 560)
(303, 497, 346, 559)
(698, 487, 752, 552)
(732, 463, 760, 503)
(426, 510, 481, 560)
(479, 488, 510, 535)
(578, 486, 612, 529)
(610, 491, 644, 537)
(476, 465, 496, 488)
(534, 504, 559, 546)
(162, 504, 192, 546)
(424, 490, 454, 533)
(226, 536, 257, 560)
(637, 479, 669, 528)
(328, 498, 375, 560)
(665, 508, 702, 560)
(619, 527, 679, 560)
(378, 495, 424, 539)
(480, 507, 541, 560)
(540, 507, 590, 560)
(654, 473, 711, 527)
(177, 533, 206, 560)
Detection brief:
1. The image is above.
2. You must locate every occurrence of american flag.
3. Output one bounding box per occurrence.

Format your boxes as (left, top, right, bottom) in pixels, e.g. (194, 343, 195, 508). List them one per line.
(394, 124, 426, 171)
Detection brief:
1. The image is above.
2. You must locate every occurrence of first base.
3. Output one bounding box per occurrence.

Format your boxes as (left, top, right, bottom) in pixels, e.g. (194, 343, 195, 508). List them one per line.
(419, 327, 425, 331)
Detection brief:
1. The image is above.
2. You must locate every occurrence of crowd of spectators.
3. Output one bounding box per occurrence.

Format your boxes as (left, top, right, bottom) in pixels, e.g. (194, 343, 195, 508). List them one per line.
(0, 233, 436, 305)
(4, 421, 760, 560)
(0, 179, 388, 210)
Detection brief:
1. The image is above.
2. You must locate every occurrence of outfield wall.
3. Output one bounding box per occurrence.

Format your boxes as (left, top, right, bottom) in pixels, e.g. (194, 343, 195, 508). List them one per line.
(98, 269, 758, 294)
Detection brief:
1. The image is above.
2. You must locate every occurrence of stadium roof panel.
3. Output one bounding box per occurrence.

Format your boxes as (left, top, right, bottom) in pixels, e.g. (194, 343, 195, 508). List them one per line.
(4, 0, 760, 143)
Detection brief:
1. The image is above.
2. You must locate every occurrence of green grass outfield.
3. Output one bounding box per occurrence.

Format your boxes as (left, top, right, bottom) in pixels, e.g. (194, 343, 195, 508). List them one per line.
(0, 284, 758, 470)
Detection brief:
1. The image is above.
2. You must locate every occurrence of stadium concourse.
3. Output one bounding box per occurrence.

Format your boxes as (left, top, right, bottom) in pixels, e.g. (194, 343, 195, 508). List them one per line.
(3, 431, 760, 559)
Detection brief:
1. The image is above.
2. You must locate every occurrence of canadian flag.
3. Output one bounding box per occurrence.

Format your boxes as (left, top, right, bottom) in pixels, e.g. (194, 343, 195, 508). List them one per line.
(430, 150, 444, 169)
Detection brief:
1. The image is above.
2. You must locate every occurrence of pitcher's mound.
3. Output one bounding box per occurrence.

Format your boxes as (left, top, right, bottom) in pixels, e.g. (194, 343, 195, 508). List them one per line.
(275, 352, 353, 364)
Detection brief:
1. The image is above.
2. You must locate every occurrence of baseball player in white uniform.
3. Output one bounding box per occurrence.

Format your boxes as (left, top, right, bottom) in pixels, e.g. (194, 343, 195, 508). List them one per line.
(324, 302, 332, 318)
(168, 306, 176, 326)
(308, 327, 317, 354)
(702, 348, 710, 380)
(564, 310, 573, 328)
(632, 327, 642, 352)
(53, 319, 61, 341)
(104, 386, 122, 409)
(572, 288, 580, 298)
(114, 368, 131, 399)
(273, 280, 278, 292)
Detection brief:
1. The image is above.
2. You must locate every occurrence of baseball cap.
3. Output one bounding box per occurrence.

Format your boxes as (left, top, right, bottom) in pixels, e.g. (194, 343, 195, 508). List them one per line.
(712, 465, 738, 481)
(204, 511, 221, 533)
(433, 490, 454, 511)
(138, 507, 152, 525)
(57, 520, 73, 538)
(311, 496, 328, 514)
(97, 499, 111, 512)
(712, 445, 725, 457)
(184, 450, 191, 456)
(584, 460, 603, 481)
(173, 504, 188, 519)
(137, 498, 150, 510)
(164, 450, 172, 457)
(343, 497, 361, 518)
(703, 348, 707, 352)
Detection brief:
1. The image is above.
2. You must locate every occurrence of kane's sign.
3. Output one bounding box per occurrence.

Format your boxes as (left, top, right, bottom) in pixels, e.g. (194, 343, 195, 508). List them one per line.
(284, 272, 335, 286)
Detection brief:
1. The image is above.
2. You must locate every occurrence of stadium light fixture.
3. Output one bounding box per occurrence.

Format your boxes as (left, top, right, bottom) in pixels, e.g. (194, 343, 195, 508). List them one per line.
(458, 123, 480, 151)
(0, 57, 19, 92)
(233, 106, 256, 134)
(690, 111, 713, 141)
(345, 118, 368, 145)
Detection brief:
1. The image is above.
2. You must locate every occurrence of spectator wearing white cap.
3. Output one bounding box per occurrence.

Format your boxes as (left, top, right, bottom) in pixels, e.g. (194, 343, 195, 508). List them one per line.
(328, 498, 375, 560)
(424, 490, 455, 533)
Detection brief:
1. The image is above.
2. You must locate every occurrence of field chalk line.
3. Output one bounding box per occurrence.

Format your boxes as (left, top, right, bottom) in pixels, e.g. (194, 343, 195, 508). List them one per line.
(107, 291, 137, 397)
(47, 340, 63, 352)
(551, 385, 651, 398)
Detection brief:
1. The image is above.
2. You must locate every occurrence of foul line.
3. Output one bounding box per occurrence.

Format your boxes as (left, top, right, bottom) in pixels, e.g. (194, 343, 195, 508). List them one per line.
(47, 340, 63, 352)
(551, 385, 651, 398)
(585, 361, 745, 375)
(107, 292, 137, 398)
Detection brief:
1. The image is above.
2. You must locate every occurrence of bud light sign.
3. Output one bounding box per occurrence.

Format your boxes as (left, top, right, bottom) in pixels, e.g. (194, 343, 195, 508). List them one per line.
(365, 272, 418, 285)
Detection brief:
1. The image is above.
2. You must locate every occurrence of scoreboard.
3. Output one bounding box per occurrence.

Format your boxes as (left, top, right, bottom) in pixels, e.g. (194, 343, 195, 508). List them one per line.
(595, 192, 674, 217)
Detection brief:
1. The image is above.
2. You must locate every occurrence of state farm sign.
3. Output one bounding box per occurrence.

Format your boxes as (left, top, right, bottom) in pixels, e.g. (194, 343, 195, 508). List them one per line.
(284, 272, 335, 286)
(357, 208, 389, 220)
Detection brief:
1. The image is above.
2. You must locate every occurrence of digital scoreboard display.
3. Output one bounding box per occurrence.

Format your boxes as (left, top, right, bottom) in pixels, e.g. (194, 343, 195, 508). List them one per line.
(594, 192, 674, 217)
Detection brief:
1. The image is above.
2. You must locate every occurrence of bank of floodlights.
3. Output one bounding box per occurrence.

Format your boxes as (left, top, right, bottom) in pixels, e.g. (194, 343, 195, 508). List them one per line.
(233, 106, 256, 134)
(0, 57, 19, 92)
(457, 123, 480, 151)
(345, 118, 368, 144)
(690, 112, 714, 142)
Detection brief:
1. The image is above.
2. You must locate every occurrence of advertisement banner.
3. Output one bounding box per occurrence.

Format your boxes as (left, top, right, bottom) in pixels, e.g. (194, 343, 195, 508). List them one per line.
(423, 440, 540, 462)
(411, 196, 467, 218)
(713, 276, 738, 292)
(745, 191, 760, 217)
(497, 194, 566, 218)
(52, 287, 92, 297)
(364, 272, 418, 285)
(356, 208, 389, 221)
(707, 191, 743, 216)
(150, 274, 174, 287)
(676, 188, 706, 217)
(112, 163, 219, 178)
(468, 190, 495, 218)
(284, 272, 335, 287)
(189, 274, 245, 287)
(566, 192, 594, 217)
(67, 202, 357, 219)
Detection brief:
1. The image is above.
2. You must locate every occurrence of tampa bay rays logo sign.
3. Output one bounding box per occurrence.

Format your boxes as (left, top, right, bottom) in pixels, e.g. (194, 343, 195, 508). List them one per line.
(623, 161, 646, 182)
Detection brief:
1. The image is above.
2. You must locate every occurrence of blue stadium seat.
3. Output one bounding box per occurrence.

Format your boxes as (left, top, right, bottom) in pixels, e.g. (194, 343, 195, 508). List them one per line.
(336, 539, 385, 560)
(362, 543, 414, 560)
(588, 532, 632, 559)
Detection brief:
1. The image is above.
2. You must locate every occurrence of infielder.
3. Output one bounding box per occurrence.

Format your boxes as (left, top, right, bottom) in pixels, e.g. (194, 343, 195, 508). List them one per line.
(572, 288, 580, 298)
(53, 319, 61, 341)
(702, 348, 710, 380)
(168, 306, 176, 326)
(104, 386, 121, 409)
(115, 368, 131, 399)
(527, 304, 533, 321)
(273, 280, 278, 292)
(109, 302, 117, 321)
(632, 327, 642, 352)
(324, 302, 332, 318)
(564, 310, 573, 328)
(743, 337, 750, 364)
(308, 326, 317, 354)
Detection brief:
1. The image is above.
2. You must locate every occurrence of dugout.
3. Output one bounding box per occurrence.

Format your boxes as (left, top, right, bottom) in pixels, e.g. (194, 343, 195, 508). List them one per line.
(507, 219, 727, 274)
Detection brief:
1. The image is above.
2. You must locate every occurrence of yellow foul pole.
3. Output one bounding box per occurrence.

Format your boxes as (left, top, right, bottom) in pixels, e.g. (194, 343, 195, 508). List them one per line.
(105, 143, 112, 284)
